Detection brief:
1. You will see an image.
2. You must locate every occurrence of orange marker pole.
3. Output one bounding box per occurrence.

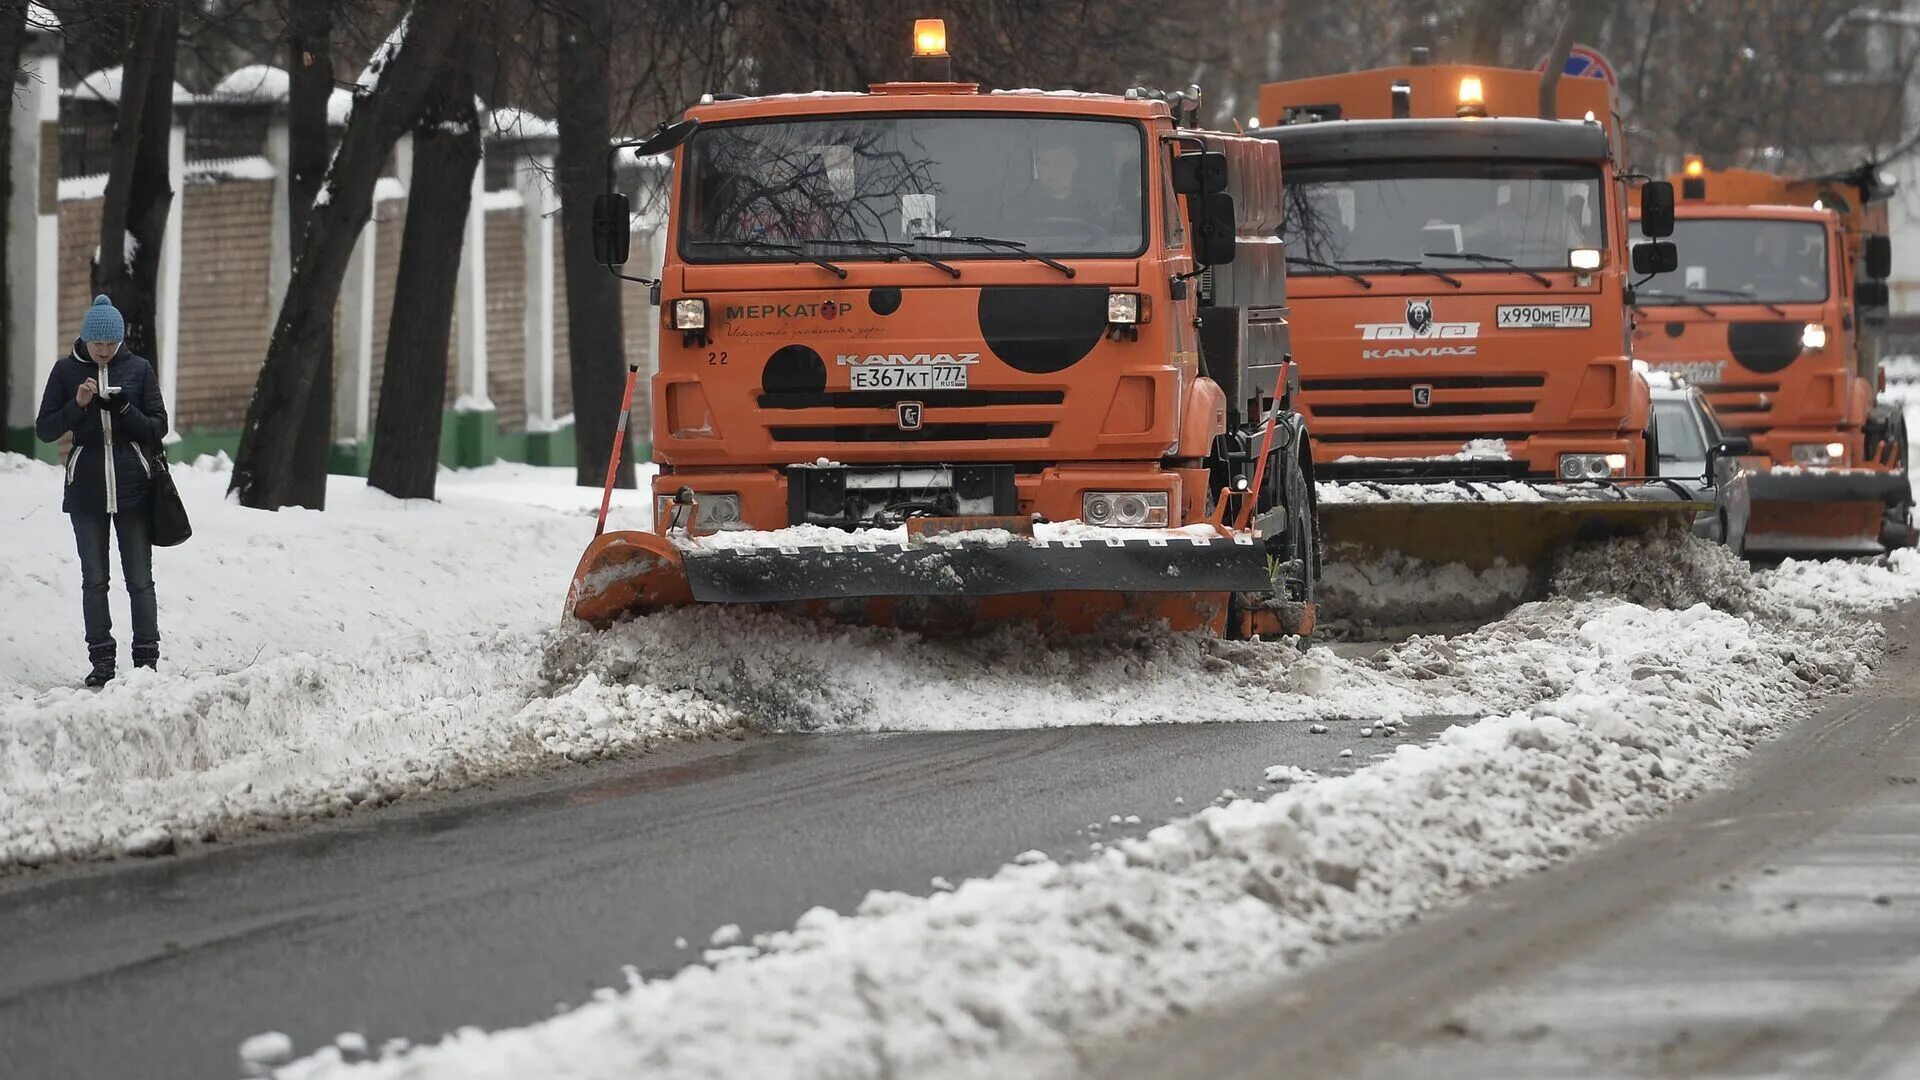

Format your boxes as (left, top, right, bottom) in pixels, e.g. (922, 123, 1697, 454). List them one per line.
(1235, 401, 1280, 532)
(595, 364, 641, 538)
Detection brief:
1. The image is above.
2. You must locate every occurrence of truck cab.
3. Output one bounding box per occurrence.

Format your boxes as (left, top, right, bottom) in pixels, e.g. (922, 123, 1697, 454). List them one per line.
(571, 20, 1320, 639)
(1255, 63, 1663, 483)
(1630, 161, 1908, 554)
(640, 81, 1293, 536)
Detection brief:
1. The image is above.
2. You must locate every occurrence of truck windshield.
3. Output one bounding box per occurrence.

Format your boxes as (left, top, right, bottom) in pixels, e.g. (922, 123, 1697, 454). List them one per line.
(1639, 218, 1828, 305)
(679, 114, 1147, 260)
(1281, 161, 1604, 273)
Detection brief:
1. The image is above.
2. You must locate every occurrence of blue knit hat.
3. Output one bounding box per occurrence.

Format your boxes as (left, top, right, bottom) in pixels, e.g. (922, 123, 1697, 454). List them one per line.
(81, 294, 124, 343)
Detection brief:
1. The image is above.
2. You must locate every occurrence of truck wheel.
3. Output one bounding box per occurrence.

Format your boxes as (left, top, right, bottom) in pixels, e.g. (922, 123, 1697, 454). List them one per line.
(1267, 447, 1318, 604)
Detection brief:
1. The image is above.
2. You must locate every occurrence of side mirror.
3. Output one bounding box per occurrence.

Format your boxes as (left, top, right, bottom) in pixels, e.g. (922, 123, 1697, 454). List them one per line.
(1190, 191, 1237, 266)
(592, 193, 632, 266)
(1714, 434, 1752, 457)
(1866, 234, 1893, 280)
(1857, 280, 1890, 309)
(1632, 240, 1678, 276)
(634, 117, 700, 158)
(1172, 150, 1228, 195)
(1639, 181, 1675, 238)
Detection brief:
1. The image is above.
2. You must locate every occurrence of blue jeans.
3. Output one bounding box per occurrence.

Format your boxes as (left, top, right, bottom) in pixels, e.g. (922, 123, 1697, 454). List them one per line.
(71, 511, 159, 663)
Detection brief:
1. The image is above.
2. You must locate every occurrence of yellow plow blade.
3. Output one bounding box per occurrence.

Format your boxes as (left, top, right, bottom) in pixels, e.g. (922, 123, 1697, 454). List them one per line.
(1321, 495, 1709, 571)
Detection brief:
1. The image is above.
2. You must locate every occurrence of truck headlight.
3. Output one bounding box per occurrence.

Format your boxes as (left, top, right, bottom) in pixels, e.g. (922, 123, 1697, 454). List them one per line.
(1106, 292, 1149, 325)
(1790, 442, 1846, 467)
(1558, 453, 1629, 480)
(672, 298, 708, 330)
(1801, 323, 1827, 351)
(1082, 491, 1169, 527)
(1569, 248, 1602, 271)
(655, 490, 743, 529)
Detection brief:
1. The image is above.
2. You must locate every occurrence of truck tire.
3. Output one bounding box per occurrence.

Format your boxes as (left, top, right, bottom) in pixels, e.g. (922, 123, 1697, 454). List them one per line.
(1264, 441, 1319, 604)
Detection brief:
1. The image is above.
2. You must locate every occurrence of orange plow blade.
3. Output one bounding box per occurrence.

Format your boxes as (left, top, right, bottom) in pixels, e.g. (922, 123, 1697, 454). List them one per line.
(1742, 468, 1913, 557)
(564, 528, 1312, 638)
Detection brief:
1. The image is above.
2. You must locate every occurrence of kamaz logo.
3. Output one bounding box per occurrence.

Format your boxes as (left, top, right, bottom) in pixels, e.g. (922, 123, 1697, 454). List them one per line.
(1362, 346, 1479, 359)
(835, 352, 981, 365)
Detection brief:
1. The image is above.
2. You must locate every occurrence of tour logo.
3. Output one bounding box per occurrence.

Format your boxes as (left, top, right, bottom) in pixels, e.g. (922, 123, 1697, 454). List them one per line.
(1355, 298, 1480, 358)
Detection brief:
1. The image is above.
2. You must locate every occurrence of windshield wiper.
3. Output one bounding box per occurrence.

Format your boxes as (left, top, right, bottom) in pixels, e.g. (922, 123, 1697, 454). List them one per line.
(926, 235, 1075, 279)
(1423, 251, 1552, 288)
(689, 238, 848, 278)
(1341, 258, 1463, 288)
(1286, 256, 1373, 288)
(800, 238, 960, 279)
(1680, 287, 1788, 317)
(1635, 288, 1717, 316)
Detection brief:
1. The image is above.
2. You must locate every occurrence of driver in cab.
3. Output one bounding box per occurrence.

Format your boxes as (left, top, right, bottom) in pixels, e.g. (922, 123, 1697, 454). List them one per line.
(1006, 143, 1126, 244)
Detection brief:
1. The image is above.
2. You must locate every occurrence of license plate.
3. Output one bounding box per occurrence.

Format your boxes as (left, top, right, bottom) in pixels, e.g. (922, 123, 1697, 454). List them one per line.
(1496, 304, 1593, 329)
(849, 365, 969, 391)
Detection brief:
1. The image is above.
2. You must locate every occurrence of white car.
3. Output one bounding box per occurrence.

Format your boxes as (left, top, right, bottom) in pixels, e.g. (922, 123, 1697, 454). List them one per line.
(1651, 384, 1751, 553)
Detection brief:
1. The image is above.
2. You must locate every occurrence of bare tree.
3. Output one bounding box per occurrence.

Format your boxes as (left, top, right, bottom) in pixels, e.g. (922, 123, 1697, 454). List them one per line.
(366, 41, 479, 499)
(93, 0, 180, 373)
(553, 0, 630, 488)
(230, 0, 481, 510)
(281, 0, 336, 507)
(1, 0, 27, 441)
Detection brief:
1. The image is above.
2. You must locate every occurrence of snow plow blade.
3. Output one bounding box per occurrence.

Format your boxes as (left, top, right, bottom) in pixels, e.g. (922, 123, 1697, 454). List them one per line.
(1743, 469, 1914, 557)
(1319, 482, 1713, 571)
(566, 529, 1310, 637)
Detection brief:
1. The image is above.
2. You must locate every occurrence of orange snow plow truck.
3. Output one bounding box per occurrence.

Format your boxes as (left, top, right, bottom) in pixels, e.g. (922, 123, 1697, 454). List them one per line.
(565, 20, 1320, 638)
(1633, 159, 1910, 555)
(1254, 59, 1708, 571)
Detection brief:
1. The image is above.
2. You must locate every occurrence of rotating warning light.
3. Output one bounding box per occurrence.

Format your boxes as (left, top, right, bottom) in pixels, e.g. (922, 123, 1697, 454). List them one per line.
(1455, 76, 1487, 118)
(913, 18, 947, 57)
(1684, 156, 1705, 178)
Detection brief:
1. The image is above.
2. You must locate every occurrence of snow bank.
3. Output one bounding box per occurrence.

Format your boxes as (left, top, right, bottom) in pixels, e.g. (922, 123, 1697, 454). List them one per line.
(271, 536, 1877, 1080)
(0, 457, 681, 869)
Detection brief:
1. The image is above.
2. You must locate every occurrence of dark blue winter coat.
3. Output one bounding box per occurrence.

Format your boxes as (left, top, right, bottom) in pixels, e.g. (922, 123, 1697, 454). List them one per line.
(35, 340, 170, 515)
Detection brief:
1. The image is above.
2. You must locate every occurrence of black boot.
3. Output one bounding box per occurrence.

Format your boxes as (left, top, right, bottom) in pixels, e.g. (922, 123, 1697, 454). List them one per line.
(85, 644, 115, 688)
(133, 645, 159, 672)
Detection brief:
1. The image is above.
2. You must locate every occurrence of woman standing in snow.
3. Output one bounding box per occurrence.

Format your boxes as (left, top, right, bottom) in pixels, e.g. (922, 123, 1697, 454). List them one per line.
(35, 295, 170, 687)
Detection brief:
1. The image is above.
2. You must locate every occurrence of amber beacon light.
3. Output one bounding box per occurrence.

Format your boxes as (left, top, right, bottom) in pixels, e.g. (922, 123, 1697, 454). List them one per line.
(913, 19, 948, 57)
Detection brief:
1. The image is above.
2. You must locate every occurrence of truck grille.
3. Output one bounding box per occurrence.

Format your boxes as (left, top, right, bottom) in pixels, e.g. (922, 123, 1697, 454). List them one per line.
(768, 423, 1054, 443)
(759, 390, 1064, 409)
(1300, 374, 1542, 422)
(1311, 401, 1533, 418)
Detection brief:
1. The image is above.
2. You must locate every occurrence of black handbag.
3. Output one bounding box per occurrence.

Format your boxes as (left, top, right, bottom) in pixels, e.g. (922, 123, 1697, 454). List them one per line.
(148, 446, 192, 547)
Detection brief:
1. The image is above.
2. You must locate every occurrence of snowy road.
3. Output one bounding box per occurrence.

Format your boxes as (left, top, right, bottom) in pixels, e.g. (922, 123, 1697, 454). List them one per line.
(0, 715, 1458, 1080)
(1099, 603, 1920, 1080)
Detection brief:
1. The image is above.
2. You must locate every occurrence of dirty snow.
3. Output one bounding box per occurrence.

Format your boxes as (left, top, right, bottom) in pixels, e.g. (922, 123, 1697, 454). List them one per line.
(269, 533, 1882, 1080)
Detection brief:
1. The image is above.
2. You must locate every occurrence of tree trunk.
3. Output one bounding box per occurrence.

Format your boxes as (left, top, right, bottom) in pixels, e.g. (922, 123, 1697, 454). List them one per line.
(0, 1, 26, 439)
(230, 1, 478, 510)
(93, 0, 179, 371)
(283, 0, 336, 508)
(1538, 1, 1607, 119)
(555, 0, 633, 489)
(366, 64, 479, 500)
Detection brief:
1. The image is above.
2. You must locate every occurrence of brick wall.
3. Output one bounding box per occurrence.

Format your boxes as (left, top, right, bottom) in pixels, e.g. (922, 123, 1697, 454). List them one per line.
(57, 196, 103, 354)
(367, 197, 405, 431)
(176, 180, 273, 430)
(485, 207, 527, 431)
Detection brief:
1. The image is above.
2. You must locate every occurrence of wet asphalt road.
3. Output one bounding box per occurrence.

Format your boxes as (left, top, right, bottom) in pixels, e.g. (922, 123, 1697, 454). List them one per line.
(0, 713, 1451, 1080)
(1099, 608, 1920, 1080)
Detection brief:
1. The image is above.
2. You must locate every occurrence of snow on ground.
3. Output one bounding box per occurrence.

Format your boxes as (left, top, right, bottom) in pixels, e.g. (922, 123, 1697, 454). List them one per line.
(0, 455, 683, 869)
(269, 533, 1887, 1080)
(1319, 479, 1607, 504)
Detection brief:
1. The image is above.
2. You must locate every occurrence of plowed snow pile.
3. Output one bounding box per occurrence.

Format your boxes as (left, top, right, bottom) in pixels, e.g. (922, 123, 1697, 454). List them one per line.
(255, 534, 1918, 1079)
